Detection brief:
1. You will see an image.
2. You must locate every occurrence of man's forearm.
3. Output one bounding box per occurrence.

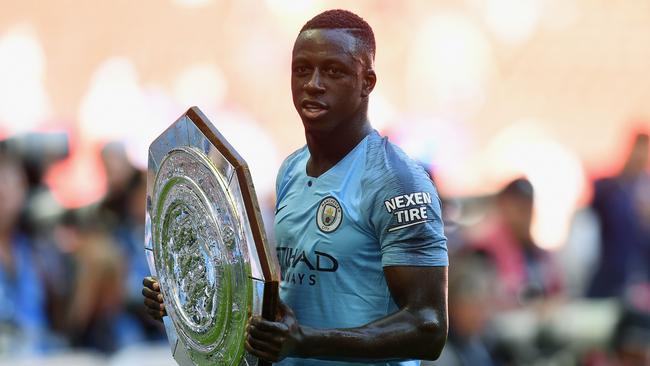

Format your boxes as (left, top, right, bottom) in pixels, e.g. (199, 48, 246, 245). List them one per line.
(245, 267, 448, 363)
(296, 307, 447, 361)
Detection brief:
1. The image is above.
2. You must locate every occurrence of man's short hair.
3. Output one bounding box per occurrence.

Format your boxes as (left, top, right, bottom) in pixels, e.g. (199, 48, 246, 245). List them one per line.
(300, 9, 376, 61)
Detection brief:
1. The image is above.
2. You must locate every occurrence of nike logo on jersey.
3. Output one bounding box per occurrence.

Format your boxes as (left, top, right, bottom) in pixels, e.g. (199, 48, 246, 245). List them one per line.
(275, 205, 288, 215)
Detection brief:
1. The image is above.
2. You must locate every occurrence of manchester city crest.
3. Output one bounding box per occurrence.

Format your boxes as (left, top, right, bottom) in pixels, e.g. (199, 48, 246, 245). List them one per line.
(316, 196, 342, 233)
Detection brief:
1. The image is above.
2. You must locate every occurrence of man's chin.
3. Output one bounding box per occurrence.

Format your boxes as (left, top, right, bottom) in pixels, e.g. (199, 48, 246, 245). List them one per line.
(301, 118, 332, 135)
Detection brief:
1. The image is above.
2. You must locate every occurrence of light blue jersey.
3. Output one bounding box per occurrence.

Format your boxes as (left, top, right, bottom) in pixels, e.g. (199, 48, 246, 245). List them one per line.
(273, 131, 447, 366)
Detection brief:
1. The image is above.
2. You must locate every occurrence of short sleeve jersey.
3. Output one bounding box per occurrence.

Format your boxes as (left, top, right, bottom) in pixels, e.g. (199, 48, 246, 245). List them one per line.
(274, 131, 448, 366)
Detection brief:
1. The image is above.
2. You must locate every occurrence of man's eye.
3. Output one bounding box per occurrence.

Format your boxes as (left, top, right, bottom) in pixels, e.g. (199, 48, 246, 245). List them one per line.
(326, 67, 342, 75)
(293, 66, 308, 74)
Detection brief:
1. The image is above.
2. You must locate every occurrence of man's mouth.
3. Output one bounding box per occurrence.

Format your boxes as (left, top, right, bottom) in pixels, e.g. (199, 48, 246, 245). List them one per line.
(301, 100, 329, 119)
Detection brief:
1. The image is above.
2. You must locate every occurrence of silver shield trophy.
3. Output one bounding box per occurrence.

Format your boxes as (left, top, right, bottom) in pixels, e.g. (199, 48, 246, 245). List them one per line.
(145, 107, 281, 366)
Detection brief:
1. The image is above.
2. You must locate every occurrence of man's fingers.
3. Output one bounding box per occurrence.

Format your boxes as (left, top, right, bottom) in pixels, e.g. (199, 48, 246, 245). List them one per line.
(143, 276, 160, 291)
(278, 299, 294, 316)
(246, 334, 281, 354)
(145, 308, 164, 317)
(245, 340, 278, 362)
(142, 287, 163, 302)
(249, 317, 288, 333)
(144, 297, 165, 311)
(145, 307, 166, 320)
(143, 276, 166, 321)
(248, 325, 283, 347)
(143, 276, 155, 287)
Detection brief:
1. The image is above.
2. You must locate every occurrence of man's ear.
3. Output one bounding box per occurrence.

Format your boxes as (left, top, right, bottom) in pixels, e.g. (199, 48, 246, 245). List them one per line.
(361, 68, 377, 98)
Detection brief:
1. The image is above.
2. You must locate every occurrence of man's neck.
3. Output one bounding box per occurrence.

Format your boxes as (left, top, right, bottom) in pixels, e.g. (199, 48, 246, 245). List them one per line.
(304, 115, 372, 178)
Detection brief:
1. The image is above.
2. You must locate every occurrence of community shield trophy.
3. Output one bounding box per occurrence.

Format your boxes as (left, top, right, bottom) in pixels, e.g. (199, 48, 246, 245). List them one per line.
(145, 107, 281, 366)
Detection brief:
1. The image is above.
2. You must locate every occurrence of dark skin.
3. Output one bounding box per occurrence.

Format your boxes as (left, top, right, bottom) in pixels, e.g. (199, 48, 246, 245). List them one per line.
(290, 28, 375, 177)
(143, 27, 448, 363)
(142, 276, 166, 320)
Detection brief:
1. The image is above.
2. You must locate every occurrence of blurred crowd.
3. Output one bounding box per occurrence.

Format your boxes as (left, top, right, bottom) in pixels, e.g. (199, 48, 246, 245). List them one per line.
(0, 136, 165, 358)
(0, 130, 649, 366)
(428, 132, 650, 366)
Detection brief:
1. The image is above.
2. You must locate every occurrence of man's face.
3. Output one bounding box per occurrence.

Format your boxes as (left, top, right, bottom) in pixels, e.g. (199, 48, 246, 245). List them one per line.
(291, 28, 374, 135)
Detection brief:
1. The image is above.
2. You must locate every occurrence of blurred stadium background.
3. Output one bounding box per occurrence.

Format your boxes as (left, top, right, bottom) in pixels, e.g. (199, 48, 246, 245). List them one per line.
(1, 0, 649, 365)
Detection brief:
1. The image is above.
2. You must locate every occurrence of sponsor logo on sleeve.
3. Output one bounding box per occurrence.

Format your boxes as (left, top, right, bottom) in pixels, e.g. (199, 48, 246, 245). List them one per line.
(383, 192, 433, 232)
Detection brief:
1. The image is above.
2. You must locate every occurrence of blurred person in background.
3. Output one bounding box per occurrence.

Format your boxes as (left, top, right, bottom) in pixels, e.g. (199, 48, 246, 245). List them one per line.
(0, 133, 68, 238)
(453, 178, 568, 365)
(111, 170, 166, 343)
(427, 254, 497, 366)
(49, 209, 128, 353)
(98, 142, 165, 343)
(0, 151, 49, 356)
(587, 132, 650, 299)
(609, 307, 650, 366)
(38, 141, 162, 354)
(470, 178, 563, 308)
(99, 141, 140, 227)
(582, 305, 650, 366)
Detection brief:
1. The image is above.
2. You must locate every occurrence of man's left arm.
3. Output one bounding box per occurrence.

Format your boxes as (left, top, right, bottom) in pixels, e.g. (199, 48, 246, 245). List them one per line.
(245, 265, 448, 362)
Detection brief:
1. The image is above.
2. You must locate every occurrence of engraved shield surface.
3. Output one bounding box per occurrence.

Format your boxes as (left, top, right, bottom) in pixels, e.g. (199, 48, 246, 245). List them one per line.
(145, 107, 280, 366)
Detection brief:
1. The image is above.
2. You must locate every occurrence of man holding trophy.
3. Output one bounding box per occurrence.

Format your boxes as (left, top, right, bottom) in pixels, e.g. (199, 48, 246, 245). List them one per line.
(144, 9, 448, 365)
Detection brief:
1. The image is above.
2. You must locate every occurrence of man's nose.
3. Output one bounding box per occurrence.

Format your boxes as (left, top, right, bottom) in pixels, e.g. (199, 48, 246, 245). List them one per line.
(305, 70, 325, 94)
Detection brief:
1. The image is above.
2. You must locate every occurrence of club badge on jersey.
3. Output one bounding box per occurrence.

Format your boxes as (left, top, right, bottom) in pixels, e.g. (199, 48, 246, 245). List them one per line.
(317, 196, 343, 233)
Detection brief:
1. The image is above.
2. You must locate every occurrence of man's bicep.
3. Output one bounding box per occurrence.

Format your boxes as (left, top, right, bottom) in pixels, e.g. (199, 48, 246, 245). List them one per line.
(383, 265, 448, 311)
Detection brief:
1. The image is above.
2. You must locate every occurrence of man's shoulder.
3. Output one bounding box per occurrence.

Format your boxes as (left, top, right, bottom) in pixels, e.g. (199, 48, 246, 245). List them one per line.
(363, 132, 435, 194)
